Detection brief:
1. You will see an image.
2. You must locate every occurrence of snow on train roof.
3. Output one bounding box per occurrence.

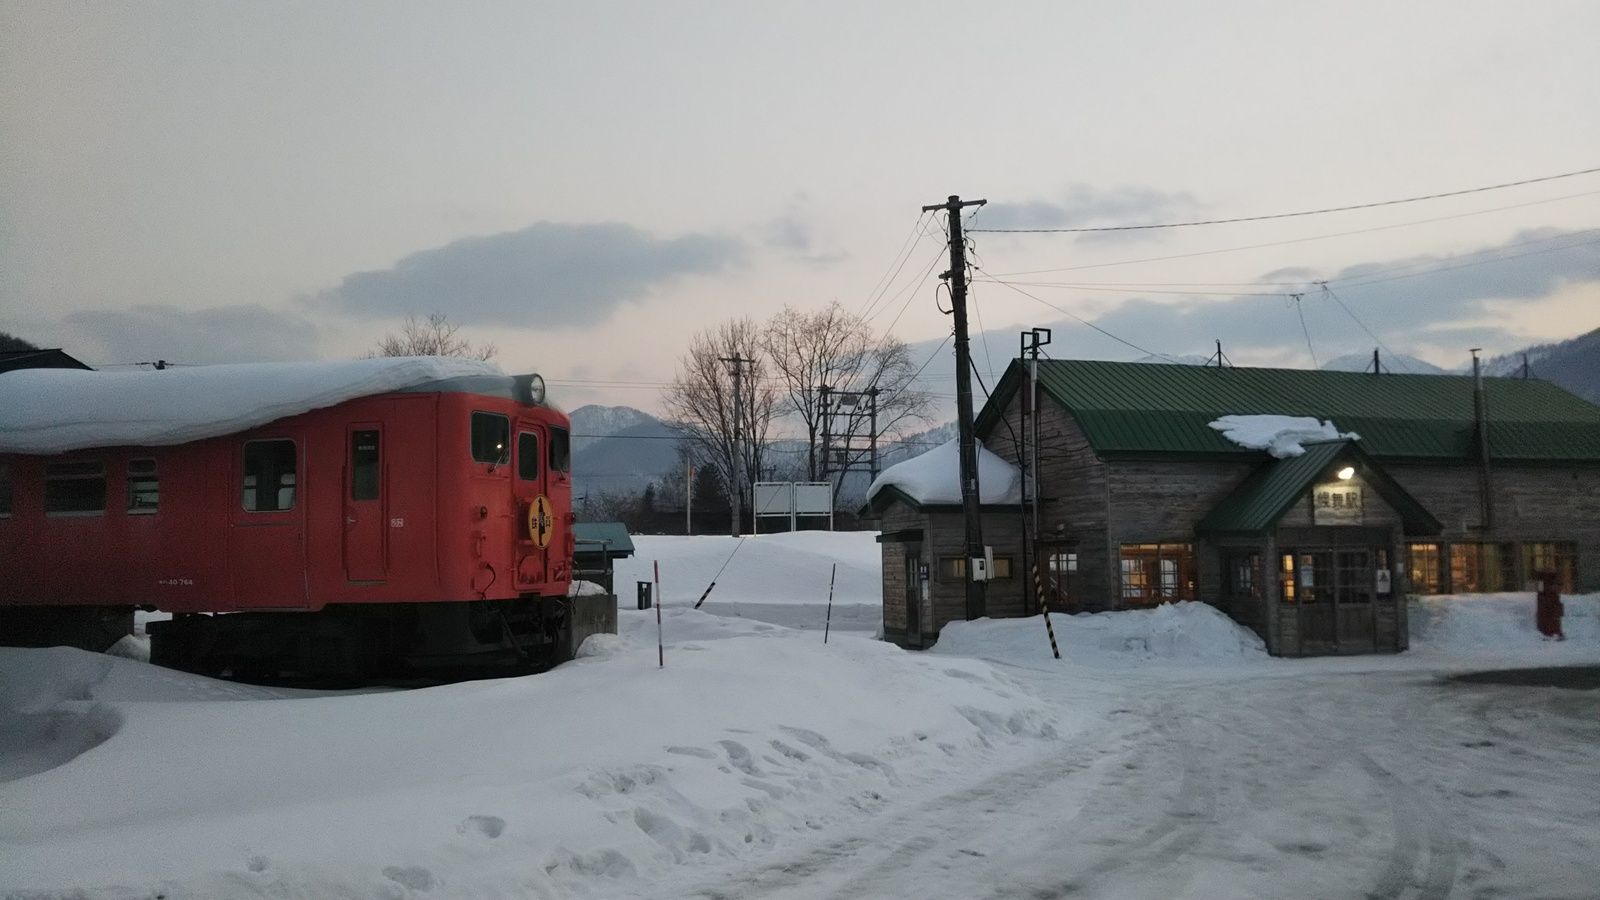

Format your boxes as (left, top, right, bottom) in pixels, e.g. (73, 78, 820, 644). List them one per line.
(0, 357, 503, 454)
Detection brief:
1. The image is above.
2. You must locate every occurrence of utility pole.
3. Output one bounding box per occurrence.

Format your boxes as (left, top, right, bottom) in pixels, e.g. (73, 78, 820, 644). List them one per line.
(923, 194, 988, 620)
(1470, 348, 1494, 533)
(685, 460, 693, 535)
(867, 387, 880, 480)
(818, 384, 831, 480)
(720, 354, 752, 536)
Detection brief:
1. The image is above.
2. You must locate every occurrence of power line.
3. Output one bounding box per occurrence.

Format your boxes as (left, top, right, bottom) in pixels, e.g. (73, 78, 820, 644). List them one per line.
(983, 188, 1600, 277)
(970, 165, 1600, 233)
(985, 278, 1174, 360)
(1291, 293, 1318, 368)
(1318, 283, 1413, 375)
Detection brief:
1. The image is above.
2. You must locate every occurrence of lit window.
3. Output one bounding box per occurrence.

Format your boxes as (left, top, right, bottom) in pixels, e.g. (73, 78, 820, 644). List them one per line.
(127, 458, 159, 513)
(939, 557, 966, 581)
(1407, 543, 1441, 594)
(242, 440, 297, 512)
(1118, 543, 1194, 606)
(1524, 542, 1578, 593)
(471, 412, 511, 465)
(45, 460, 105, 515)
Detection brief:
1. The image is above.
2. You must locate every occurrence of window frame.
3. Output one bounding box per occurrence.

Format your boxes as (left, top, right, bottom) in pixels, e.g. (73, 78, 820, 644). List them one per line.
(548, 425, 571, 474)
(44, 459, 107, 517)
(1117, 543, 1196, 606)
(127, 457, 160, 514)
(470, 411, 512, 466)
(241, 439, 299, 513)
(350, 429, 381, 501)
(1406, 542, 1442, 594)
(517, 430, 540, 481)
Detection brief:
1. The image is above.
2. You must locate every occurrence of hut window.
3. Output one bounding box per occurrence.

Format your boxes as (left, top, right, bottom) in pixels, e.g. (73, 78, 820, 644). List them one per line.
(991, 556, 1014, 580)
(939, 557, 966, 581)
(1406, 543, 1442, 594)
(1449, 542, 1514, 593)
(1228, 552, 1262, 600)
(44, 460, 106, 515)
(1524, 542, 1578, 593)
(127, 459, 160, 513)
(471, 412, 511, 465)
(0, 462, 10, 516)
(1118, 543, 1194, 606)
(242, 440, 297, 512)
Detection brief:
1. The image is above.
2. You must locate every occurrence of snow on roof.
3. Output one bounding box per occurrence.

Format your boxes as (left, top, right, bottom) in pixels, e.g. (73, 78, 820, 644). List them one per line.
(866, 438, 1021, 507)
(1208, 414, 1360, 459)
(0, 357, 502, 454)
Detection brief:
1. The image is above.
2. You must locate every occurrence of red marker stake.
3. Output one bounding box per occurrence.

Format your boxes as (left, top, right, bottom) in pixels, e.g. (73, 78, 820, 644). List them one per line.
(654, 559, 664, 668)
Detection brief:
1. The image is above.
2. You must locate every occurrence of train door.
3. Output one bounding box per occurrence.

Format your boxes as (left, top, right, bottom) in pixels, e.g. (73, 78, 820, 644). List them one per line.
(514, 422, 550, 590)
(230, 437, 308, 607)
(343, 424, 386, 582)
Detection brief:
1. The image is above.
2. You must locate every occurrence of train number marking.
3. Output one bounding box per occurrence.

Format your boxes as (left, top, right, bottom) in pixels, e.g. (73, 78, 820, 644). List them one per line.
(157, 578, 195, 587)
(390, 517, 405, 528)
(529, 495, 554, 549)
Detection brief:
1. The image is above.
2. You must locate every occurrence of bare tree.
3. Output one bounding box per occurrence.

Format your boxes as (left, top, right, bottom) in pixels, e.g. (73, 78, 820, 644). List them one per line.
(661, 318, 778, 535)
(370, 313, 497, 360)
(761, 301, 933, 480)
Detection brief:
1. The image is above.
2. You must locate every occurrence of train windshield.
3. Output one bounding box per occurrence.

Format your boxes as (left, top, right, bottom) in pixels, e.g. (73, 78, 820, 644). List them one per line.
(471, 412, 511, 466)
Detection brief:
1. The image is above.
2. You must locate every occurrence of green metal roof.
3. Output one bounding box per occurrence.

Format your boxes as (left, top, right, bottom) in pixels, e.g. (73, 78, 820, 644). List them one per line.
(573, 522, 635, 556)
(976, 359, 1600, 462)
(1196, 440, 1442, 536)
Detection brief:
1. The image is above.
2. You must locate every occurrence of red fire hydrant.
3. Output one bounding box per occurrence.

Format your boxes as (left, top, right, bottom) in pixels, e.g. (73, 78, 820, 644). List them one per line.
(1535, 570, 1564, 640)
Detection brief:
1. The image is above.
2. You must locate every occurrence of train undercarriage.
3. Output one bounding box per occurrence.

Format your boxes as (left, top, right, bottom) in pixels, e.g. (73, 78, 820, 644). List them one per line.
(0, 594, 615, 684)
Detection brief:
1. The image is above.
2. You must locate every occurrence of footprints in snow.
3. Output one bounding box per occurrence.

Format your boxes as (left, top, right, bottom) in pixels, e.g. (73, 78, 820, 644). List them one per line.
(459, 814, 505, 839)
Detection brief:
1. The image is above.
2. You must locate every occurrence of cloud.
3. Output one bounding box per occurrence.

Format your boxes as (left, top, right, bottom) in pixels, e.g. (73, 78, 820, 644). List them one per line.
(978, 184, 1202, 240)
(323, 221, 745, 326)
(59, 304, 320, 365)
(1076, 227, 1600, 361)
(762, 199, 847, 266)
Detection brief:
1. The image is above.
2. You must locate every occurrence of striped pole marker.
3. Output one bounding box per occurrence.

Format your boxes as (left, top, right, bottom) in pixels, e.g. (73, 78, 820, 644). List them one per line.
(1035, 561, 1061, 660)
(654, 560, 664, 668)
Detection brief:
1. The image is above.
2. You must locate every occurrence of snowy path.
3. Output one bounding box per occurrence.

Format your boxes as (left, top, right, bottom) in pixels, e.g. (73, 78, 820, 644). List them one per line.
(656, 664, 1600, 900)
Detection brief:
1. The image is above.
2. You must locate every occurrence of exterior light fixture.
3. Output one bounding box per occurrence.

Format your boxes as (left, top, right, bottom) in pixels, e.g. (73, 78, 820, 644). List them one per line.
(1337, 466, 1355, 480)
(527, 373, 546, 404)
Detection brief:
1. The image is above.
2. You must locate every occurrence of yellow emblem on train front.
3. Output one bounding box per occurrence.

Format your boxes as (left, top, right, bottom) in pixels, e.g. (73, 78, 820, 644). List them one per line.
(529, 494, 554, 549)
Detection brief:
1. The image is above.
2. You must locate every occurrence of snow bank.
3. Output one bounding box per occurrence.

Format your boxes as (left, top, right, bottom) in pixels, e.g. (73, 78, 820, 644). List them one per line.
(0, 356, 501, 454)
(1208, 414, 1359, 459)
(865, 438, 1021, 506)
(932, 601, 1268, 666)
(616, 531, 882, 631)
(1409, 592, 1600, 653)
(0, 609, 1058, 899)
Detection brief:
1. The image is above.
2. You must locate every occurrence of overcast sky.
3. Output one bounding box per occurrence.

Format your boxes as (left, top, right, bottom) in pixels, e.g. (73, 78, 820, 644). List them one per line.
(4, 1, 1598, 417)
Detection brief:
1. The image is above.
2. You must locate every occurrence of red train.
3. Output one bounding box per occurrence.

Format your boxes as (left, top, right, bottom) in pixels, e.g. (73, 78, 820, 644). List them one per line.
(0, 359, 592, 678)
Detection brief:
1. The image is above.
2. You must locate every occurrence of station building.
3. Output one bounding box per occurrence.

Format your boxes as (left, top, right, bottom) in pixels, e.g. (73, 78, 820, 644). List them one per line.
(866, 360, 1600, 656)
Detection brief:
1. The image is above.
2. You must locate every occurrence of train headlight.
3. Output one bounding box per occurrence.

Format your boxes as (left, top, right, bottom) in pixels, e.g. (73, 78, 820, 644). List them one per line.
(527, 373, 546, 405)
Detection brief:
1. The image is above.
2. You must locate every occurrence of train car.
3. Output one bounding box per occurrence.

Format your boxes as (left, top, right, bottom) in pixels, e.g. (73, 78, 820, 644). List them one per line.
(0, 357, 600, 678)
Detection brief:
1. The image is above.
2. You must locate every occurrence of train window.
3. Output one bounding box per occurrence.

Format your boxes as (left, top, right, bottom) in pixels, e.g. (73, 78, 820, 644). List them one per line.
(518, 432, 539, 480)
(350, 430, 380, 500)
(128, 458, 160, 514)
(548, 426, 571, 473)
(471, 412, 511, 466)
(44, 460, 106, 515)
(242, 440, 297, 512)
(0, 462, 10, 516)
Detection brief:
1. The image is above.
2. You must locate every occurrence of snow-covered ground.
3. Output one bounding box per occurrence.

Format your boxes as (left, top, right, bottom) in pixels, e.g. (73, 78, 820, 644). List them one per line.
(4, 530, 1599, 899)
(614, 532, 883, 632)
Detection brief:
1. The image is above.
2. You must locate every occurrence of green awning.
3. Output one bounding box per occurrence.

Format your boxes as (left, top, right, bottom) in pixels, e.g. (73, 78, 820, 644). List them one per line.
(573, 521, 635, 556)
(1196, 440, 1441, 536)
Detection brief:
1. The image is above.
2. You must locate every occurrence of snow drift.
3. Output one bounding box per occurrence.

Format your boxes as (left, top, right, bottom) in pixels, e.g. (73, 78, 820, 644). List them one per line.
(0, 357, 501, 454)
(865, 438, 1021, 507)
(1208, 414, 1359, 459)
(0, 610, 1058, 899)
(1409, 592, 1600, 652)
(932, 601, 1269, 666)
